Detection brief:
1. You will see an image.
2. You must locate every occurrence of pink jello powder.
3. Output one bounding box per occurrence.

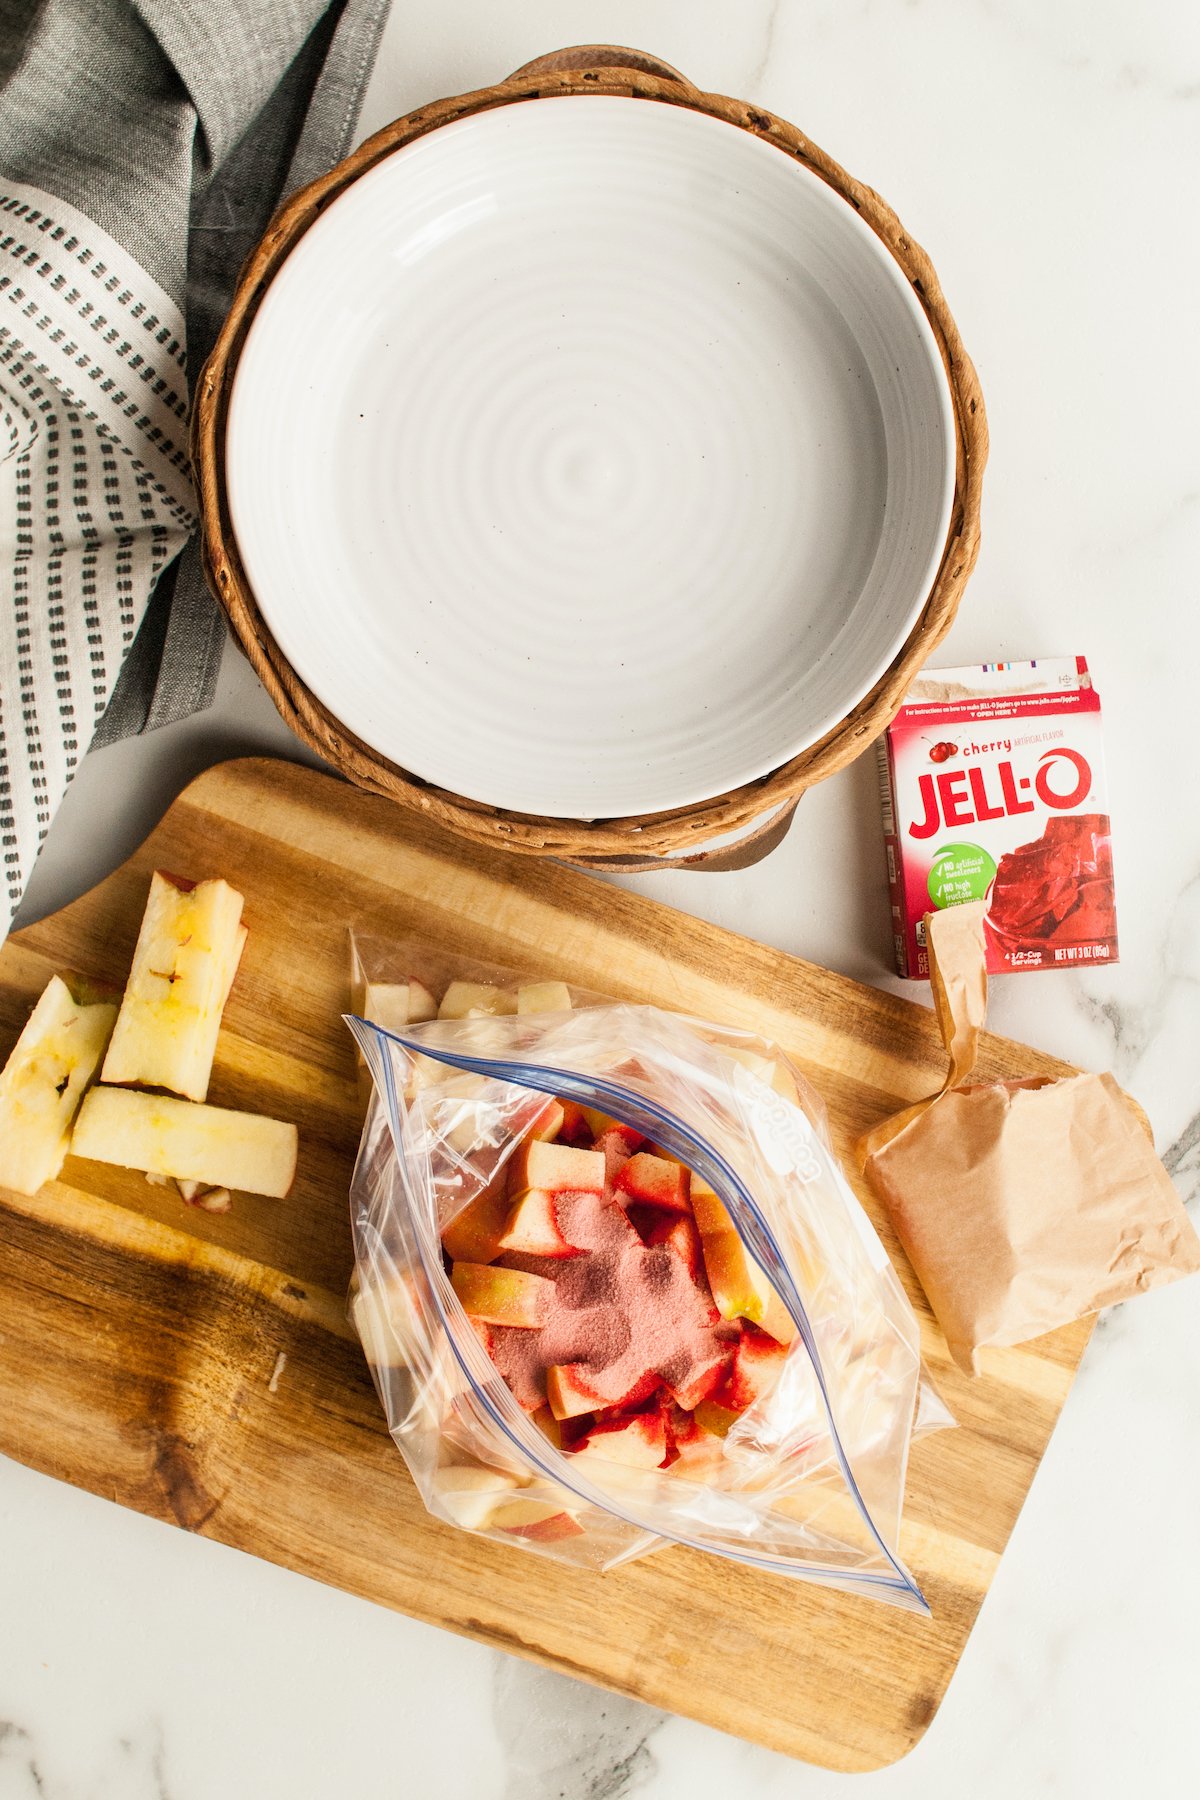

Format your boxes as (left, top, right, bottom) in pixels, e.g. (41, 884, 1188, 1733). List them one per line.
(877, 657, 1119, 978)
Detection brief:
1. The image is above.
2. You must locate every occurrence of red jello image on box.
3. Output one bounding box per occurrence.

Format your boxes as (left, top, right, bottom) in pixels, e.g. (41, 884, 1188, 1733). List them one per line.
(877, 657, 1119, 977)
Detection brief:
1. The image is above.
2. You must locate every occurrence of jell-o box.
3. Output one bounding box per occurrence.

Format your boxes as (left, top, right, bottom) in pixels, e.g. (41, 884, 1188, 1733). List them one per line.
(877, 657, 1118, 977)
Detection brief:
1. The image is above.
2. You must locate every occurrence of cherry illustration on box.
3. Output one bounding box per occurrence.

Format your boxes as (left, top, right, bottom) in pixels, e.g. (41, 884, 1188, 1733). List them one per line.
(878, 657, 1119, 976)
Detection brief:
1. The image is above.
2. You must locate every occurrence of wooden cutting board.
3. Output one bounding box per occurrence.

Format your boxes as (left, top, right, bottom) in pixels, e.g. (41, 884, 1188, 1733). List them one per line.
(0, 757, 1092, 1772)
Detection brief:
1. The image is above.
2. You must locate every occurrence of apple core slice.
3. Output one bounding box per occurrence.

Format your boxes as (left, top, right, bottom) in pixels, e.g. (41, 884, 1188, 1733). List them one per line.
(101, 870, 245, 1102)
(71, 1086, 297, 1197)
(0, 975, 118, 1196)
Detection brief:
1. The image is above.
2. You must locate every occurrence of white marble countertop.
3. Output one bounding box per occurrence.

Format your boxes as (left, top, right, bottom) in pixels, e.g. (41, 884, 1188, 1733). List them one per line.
(4, 3, 1199, 1794)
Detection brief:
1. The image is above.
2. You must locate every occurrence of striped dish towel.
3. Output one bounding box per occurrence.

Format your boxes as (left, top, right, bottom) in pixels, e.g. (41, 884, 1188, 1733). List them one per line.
(0, 0, 391, 934)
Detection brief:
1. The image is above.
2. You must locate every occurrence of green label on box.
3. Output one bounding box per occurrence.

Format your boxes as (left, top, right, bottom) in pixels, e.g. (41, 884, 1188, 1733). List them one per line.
(928, 842, 997, 909)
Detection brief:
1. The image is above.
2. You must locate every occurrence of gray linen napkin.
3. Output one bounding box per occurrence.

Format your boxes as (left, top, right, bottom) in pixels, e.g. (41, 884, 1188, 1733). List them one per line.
(0, 0, 391, 931)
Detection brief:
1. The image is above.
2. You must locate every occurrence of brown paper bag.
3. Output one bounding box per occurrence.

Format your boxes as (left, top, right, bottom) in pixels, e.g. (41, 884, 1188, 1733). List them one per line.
(860, 902, 1200, 1372)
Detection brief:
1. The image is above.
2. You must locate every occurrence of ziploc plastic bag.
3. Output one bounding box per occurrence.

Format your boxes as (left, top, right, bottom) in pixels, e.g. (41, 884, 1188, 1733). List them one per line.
(346, 934, 936, 1611)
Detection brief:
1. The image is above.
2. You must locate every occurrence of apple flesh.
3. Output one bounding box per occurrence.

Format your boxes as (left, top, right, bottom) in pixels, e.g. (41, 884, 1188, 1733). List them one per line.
(567, 1411, 668, 1471)
(440, 1166, 512, 1264)
(695, 1326, 789, 1434)
(615, 1152, 690, 1214)
(499, 1188, 582, 1259)
(726, 1044, 802, 1104)
(581, 1107, 642, 1150)
(352, 977, 437, 1034)
(101, 870, 245, 1103)
(439, 1104, 565, 1262)
(556, 1099, 590, 1143)
(489, 1496, 584, 1541)
(545, 1362, 604, 1421)
(507, 1137, 604, 1199)
(690, 1178, 774, 1326)
(450, 1261, 554, 1328)
(516, 982, 573, 1015)
(646, 1213, 707, 1286)
(661, 1342, 732, 1412)
(437, 982, 517, 1020)
(71, 1086, 297, 1197)
(0, 974, 118, 1196)
(432, 1463, 522, 1530)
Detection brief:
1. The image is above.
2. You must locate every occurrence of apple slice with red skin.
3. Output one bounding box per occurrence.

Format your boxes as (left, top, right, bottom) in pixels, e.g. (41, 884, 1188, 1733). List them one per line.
(546, 1364, 662, 1422)
(567, 1410, 668, 1471)
(507, 1136, 604, 1200)
(666, 1408, 728, 1478)
(489, 1495, 584, 1541)
(694, 1325, 788, 1433)
(646, 1212, 707, 1285)
(498, 1187, 583, 1259)
(450, 1262, 554, 1328)
(661, 1341, 733, 1411)
(615, 1152, 690, 1214)
(545, 1363, 605, 1421)
(432, 1464, 522, 1530)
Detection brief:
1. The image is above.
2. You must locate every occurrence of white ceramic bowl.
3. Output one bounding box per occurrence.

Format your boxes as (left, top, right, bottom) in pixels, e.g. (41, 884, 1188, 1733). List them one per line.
(227, 96, 954, 819)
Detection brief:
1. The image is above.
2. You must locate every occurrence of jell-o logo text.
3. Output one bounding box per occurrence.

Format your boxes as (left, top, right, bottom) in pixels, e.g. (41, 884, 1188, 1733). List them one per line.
(908, 748, 1092, 840)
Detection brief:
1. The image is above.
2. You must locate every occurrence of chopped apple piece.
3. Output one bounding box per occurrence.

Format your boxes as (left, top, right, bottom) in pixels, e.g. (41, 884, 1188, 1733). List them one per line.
(101, 871, 245, 1102)
(692, 1395, 743, 1439)
(556, 1099, 590, 1142)
(450, 1261, 554, 1328)
(72, 1087, 297, 1198)
(568, 1411, 668, 1470)
(517, 982, 573, 1015)
(662, 1343, 732, 1412)
(0, 974, 118, 1195)
(350, 949, 438, 1029)
(499, 1189, 582, 1259)
(433, 1464, 522, 1530)
(646, 1213, 707, 1286)
(350, 1273, 418, 1371)
(530, 1404, 564, 1450)
(528, 1098, 566, 1142)
(440, 1166, 512, 1264)
(615, 1151, 690, 1214)
(356, 982, 412, 1034)
(758, 1286, 799, 1346)
(507, 1137, 604, 1198)
(489, 1495, 584, 1541)
(690, 1178, 774, 1325)
(545, 1363, 604, 1422)
(582, 1107, 643, 1150)
(726, 1045, 801, 1104)
(188, 1185, 232, 1214)
(695, 1326, 789, 1435)
(438, 981, 517, 1020)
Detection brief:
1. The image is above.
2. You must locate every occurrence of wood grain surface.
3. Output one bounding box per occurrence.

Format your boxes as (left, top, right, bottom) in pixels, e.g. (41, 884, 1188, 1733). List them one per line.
(0, 758, 1091, 1771)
